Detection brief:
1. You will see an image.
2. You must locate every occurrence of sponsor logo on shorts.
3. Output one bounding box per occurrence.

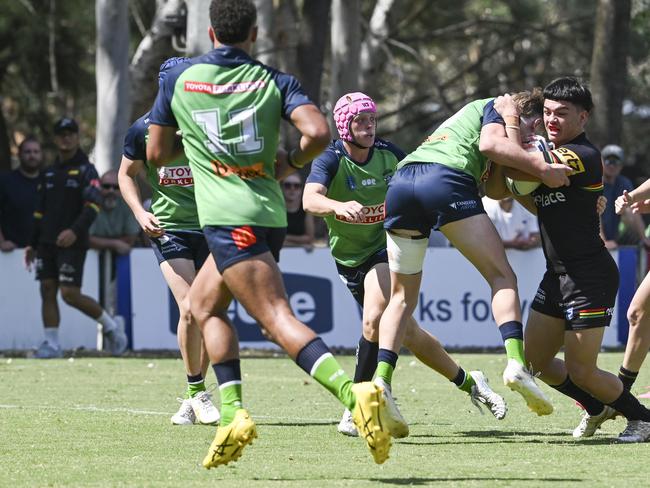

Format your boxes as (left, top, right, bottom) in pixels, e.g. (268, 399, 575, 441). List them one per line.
(335, 203, 385, 224)
(231, 226, 257, 250)
(65, 179, 79, 188)
(211, 160, 267, 180)
(534, 191, 566, 208)
(184, 80, 266, 95)
(60, 263, 76, 274)
(158, 166, 194, 186)
(449, 200, 478, 211)
(534, 287, 546, 304)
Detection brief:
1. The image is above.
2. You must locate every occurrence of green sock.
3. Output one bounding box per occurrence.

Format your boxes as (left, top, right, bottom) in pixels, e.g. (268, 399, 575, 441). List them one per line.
(458, 372, 476, 394)
(504, 337, 526, 365)
(186, 380, 206, 399)
(219, 383, 243, 426)
(376, 361, 394, 385)
(311, 355, 356, 411)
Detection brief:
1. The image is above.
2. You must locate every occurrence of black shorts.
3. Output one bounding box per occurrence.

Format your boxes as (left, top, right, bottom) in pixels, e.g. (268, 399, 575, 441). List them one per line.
(150, 230, 209, 269)
(203, 225, 286, 273)
(384, 163, 485, 236)
(35, 244, 87, 287)
(531, 256, 619, 330)
(335, 249, 388, 307)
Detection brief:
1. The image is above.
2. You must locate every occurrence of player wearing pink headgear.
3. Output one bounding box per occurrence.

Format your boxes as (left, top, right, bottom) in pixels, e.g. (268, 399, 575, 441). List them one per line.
(303, 92, 507, 440)
(333, 92, 377, 148)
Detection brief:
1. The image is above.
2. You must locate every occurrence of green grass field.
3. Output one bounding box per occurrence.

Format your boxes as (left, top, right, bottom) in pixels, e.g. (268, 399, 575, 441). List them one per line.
(1, 353, 649, 487)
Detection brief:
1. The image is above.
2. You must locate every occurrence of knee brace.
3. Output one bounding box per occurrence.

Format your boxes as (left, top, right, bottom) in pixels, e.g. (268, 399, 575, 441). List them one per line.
(386, 231, 428, 275)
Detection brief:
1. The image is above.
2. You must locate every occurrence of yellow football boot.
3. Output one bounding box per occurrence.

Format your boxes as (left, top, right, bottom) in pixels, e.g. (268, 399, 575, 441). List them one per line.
(351, 382, 392, 464)
(202, 409, 257, 469)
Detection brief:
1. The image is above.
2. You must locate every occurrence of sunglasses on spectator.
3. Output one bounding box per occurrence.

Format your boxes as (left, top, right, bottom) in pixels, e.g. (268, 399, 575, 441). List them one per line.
(604, 158, 622, 166)
(283, 182, 302, 190)
(101, 183, 120, 190)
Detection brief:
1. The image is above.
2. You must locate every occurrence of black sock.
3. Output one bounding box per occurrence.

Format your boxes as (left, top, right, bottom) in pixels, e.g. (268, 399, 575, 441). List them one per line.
(498, 321, 524, 341)
(618, 366, 639, 391)
(295, 337, 331, 375)
(608, 389, 650, 421)
(353, 336, 378, 383)
(451, 367, 467, 387)
(550, 376, 604, 416)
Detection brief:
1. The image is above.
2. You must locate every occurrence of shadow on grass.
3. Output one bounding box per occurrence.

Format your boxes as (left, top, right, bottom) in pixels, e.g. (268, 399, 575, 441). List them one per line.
(402, 429, 617, 446)
(372, 476, 584, 485)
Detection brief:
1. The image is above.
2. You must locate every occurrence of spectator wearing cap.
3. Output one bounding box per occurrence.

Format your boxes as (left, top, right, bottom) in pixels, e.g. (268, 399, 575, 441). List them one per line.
(601, 144, 650, 249)
(23, 117, 128, 358)
(0, 136, 44, 251)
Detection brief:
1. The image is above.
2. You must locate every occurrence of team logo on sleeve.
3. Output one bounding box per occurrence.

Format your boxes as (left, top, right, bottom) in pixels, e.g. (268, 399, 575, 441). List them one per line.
(158, 166, 194, 186)
(550, 147, 585, 174)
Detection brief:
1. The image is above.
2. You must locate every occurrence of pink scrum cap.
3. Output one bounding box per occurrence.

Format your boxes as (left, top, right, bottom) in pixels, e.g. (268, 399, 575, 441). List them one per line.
(333, 92, 377, 142)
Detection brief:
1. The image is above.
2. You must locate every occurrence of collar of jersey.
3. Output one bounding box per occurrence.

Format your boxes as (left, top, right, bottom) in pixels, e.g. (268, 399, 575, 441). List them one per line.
(335, 139, 375, 166)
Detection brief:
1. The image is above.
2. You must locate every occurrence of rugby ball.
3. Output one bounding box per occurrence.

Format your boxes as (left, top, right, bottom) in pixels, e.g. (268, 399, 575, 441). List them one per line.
(505, 135, 551, 196)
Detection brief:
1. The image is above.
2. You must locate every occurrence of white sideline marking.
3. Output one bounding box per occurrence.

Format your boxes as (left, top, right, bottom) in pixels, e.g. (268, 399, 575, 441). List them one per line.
(0, 404, 335, 422)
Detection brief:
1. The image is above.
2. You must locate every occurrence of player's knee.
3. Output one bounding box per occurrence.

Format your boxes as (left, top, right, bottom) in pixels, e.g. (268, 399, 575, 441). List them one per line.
(565, 362, 594, 389)
(627, 304, 648, 330)
(362, 310, 381, 339)
(178, 296, 193, 326)
(40, 280, 58, 300)
(59, 286, 80, 305)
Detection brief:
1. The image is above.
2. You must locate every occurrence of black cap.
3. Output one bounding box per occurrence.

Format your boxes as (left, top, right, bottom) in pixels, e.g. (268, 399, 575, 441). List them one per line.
(53, 117, 79, 134)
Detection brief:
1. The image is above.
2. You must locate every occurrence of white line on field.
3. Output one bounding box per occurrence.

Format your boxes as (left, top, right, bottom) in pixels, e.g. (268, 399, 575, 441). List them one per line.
(0, 403, 336, 422)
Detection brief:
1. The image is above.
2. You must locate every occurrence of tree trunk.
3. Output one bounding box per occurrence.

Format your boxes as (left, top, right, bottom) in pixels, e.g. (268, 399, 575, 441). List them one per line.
(359, 0, 396, 93)
(95, 0, 130, 174)
(186, 0, 212, 56)
(589, 0, 631, 147)
(130, 0, 186, 120)
(330, 0, 361, 130)
(297, 0, 331, 106)
(253, 0, 276, 66)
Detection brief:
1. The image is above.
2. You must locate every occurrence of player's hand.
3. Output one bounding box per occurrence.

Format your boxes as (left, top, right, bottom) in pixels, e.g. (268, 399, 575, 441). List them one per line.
(24, 246, 35, 271)
(540, 163, 571, 188)
(493, 94, 520, 118)
(0, 240, 16, 252)
(136, 211, 164, 238)
(615, 190, 634, 215)
(56, 229, 77, 248)
(630, 199, 650, 214)
(334, 200, 364, 222)
(596, 196, 608, 216)
(112, 240, 132, 255)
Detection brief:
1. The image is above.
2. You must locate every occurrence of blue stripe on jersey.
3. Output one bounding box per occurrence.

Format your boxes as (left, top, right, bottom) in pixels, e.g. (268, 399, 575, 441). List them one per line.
(306, 138, 406, 188)
(149, 45, 313, 128)
(481, 99, 505, 127)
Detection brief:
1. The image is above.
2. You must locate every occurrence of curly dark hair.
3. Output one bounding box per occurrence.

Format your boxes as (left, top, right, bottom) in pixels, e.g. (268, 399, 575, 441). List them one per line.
(209, 0, 257, 45)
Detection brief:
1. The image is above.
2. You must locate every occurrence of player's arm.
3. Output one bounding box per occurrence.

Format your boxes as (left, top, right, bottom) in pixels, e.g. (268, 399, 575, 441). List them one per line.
(118, 155, 163, 237)
(63, 165, 101, 247)
(146, 125, 183, 167)
(286, 104, 331, 169)
(617, 178, 650, 215)
(484, 162, 511, 200)
(303, 183, 364, 223)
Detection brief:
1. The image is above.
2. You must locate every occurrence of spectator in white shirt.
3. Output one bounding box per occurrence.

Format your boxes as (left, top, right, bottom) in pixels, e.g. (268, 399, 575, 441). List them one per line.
(482, 196, 541, 250)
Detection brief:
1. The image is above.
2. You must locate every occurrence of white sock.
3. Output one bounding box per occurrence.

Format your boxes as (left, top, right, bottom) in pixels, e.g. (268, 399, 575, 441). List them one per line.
(44, 328, 60, 347)
(97, 310, 117, 333)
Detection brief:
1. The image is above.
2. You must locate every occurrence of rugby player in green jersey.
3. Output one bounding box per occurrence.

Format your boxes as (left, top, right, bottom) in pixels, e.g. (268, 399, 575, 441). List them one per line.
(119, 58, 220, 427)
(304, 92, 507, 437)
(379, 89, 573, 424)
(147, 0, 393, 468)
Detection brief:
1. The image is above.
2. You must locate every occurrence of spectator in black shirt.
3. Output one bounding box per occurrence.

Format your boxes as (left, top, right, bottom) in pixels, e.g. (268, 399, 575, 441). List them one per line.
(0, 136, 43, 251)
(24, 118, 128, 358)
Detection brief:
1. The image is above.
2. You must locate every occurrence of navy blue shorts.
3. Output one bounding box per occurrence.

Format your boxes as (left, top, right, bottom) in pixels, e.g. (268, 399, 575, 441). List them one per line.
(150, 230, 209, 269)
(335, 248, 388, 307)
(531, 254, 619, 330)
(384, 163, 485, 236)
(35, 244, 87, 287)
(203, 225, 286, 273)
